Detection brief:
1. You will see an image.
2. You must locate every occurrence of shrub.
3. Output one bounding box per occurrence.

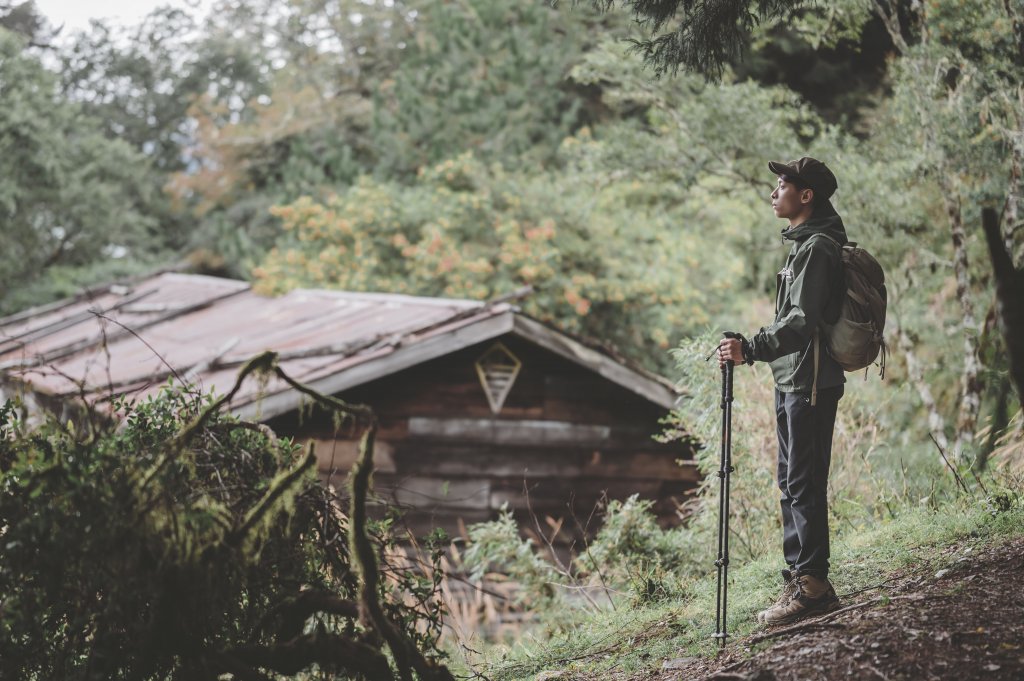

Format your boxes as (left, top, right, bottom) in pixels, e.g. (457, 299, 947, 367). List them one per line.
(0, 359, 452, 681)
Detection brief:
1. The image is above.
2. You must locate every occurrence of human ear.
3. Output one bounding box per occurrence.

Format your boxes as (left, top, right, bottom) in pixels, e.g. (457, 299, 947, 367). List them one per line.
(801, 188, 814, 205)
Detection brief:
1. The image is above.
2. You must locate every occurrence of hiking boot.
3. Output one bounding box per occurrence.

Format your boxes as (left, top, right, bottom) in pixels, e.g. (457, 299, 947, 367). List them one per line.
(756, 573, 839, 626)
(756, 568, 799, 623)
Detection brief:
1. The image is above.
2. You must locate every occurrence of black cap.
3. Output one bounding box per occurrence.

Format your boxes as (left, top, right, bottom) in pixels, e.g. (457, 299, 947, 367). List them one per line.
(768, 157, 838, 200)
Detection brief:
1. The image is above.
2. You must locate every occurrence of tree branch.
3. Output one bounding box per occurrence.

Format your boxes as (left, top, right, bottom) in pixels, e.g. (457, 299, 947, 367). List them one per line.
(261, 589, 361, 641)
(225, 631, 393, 680)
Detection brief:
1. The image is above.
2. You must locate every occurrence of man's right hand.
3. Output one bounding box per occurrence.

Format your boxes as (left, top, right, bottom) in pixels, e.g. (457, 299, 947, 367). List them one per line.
(717, 338, 745, 367)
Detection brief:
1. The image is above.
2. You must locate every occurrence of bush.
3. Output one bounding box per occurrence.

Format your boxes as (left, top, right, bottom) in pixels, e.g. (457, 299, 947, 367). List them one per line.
(0, 362, 452, 681)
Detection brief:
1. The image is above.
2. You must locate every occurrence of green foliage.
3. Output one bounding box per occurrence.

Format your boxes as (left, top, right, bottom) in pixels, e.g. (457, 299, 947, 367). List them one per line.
(369, 0, 619, 176)
(253, 150, 736, 369)
(0, 28, 163, 313)
(462, 507, 560, 608)
(0, 384, 448, 680)
(577, 495, 691, 585)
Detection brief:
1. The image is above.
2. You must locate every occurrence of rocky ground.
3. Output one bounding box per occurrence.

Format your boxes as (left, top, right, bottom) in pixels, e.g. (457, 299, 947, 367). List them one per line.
(657, 536, 1024, 681)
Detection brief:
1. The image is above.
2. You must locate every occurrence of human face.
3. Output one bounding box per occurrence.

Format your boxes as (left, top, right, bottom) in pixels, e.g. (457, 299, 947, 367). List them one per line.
(770, 176, 813, 225)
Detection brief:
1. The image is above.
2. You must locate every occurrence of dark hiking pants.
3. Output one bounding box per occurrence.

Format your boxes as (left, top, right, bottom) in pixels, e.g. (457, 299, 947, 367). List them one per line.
(775, 385, 843, 579)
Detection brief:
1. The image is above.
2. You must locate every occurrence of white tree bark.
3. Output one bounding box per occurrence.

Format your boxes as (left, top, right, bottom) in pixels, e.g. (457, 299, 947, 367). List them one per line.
(891, 305, 949, 453)
(942, 189, 983, 462)
(1005, 88, 1023, 260)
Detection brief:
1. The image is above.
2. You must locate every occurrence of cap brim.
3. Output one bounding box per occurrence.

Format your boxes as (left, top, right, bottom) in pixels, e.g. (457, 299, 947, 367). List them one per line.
(768, 160, 797, 177)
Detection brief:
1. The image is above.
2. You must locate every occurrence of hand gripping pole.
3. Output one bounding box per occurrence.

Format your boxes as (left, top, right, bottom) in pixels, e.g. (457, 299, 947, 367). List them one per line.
(713, 338, 736, 647)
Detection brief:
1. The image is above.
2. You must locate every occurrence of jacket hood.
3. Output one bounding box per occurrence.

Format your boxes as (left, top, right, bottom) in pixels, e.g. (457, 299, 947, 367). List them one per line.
(782, 212, 848, 245)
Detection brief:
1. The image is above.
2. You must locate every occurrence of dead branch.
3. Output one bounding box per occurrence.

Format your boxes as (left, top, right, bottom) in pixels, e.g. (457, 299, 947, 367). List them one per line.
(930, 433, 972, 496)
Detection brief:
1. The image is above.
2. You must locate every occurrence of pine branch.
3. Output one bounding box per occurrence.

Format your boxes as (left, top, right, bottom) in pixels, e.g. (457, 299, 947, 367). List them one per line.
(580, 0, 801, 78)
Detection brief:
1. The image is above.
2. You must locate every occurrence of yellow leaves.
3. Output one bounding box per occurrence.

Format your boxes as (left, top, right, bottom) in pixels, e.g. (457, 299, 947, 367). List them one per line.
(425, 231, 444, 255)
(464, 259, 494, 275)
(438, 255, 457, 274)
(564, 288, 591, 316)
(524, 218, 556, 242)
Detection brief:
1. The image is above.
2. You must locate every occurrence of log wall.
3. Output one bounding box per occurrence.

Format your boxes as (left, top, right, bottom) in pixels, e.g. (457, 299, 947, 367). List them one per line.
(267, 334, 697, 539)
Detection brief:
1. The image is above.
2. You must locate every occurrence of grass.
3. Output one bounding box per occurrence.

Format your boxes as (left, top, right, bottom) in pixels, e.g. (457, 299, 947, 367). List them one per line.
(459, 495, 1024, 680)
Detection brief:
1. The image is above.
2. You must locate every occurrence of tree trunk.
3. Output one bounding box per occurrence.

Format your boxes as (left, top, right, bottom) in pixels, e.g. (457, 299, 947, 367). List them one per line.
(943, 189, 983, 462)
(982, 207, 1024, 407)
(891, 302, 949, 453)
(1006, 91, 1023, 261)
(872, 0, 909, 54)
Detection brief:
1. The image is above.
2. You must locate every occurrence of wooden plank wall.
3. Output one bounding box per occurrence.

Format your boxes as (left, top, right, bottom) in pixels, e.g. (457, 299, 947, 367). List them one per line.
(267, 334, 697, 540)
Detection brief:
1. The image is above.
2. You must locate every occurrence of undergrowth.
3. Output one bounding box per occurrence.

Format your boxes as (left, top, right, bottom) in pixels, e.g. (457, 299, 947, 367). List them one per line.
(463, 493, 1024, 680)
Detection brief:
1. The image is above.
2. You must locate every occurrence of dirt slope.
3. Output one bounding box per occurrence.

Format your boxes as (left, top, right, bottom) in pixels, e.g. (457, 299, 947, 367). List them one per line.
(659, 537, 1024, 681)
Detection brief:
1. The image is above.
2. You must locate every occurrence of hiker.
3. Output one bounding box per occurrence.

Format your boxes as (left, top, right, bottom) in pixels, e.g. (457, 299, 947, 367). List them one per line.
(716, 157, 846, 625)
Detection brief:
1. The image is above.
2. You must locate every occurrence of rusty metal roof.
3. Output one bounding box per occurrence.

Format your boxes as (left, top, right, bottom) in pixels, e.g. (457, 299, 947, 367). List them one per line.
(0, 272, 680, 418)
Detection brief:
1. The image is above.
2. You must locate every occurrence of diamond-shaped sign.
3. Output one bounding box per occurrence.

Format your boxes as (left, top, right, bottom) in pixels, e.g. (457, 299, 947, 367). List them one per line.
(475, 342, 522, 414)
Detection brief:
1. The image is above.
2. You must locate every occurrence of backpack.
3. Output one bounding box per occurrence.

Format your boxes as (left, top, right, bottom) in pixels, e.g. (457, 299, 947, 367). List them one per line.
(809, 234, 887, 404)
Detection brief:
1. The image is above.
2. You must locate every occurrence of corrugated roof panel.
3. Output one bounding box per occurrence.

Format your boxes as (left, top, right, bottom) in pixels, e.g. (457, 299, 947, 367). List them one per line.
(1, 272, 679, 415)
(3, 274, 493, 402)
(0, 273, 249, 367)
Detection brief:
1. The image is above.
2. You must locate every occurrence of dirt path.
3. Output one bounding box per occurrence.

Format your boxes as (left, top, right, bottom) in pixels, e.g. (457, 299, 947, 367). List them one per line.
(662, 537, 1024, 681)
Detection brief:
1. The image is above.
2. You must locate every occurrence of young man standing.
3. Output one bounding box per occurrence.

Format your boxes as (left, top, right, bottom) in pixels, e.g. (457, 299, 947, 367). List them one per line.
(716, 157, 847, 624)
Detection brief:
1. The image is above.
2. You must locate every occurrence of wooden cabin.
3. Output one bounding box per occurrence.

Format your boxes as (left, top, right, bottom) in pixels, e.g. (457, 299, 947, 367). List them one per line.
(0, 272, 697, 538)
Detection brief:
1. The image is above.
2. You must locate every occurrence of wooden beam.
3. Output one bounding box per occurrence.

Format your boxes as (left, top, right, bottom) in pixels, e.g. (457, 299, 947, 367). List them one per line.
(375, 476, 492, 511)
(390, 447, 699, 481)
(407, 417, 610, 446)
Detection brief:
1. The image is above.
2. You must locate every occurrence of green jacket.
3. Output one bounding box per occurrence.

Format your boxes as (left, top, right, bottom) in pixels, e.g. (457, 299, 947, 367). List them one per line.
(748, 213, 848, 393)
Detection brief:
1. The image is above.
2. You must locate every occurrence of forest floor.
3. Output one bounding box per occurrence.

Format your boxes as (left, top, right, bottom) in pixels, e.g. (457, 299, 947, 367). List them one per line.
(650, 536, 1024, 681)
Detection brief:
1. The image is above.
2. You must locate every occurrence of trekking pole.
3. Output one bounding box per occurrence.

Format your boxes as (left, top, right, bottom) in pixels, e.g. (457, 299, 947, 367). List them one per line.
(713, 333, 737, 647)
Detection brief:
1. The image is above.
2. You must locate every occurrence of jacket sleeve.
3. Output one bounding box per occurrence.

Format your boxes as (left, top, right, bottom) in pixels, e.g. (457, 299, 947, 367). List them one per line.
(748, 241, 835, 363)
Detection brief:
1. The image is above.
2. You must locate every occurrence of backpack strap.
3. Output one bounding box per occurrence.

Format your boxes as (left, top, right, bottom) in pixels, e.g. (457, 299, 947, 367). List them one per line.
(809, 232, 842, 249)
(806, 233, 840, 408)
